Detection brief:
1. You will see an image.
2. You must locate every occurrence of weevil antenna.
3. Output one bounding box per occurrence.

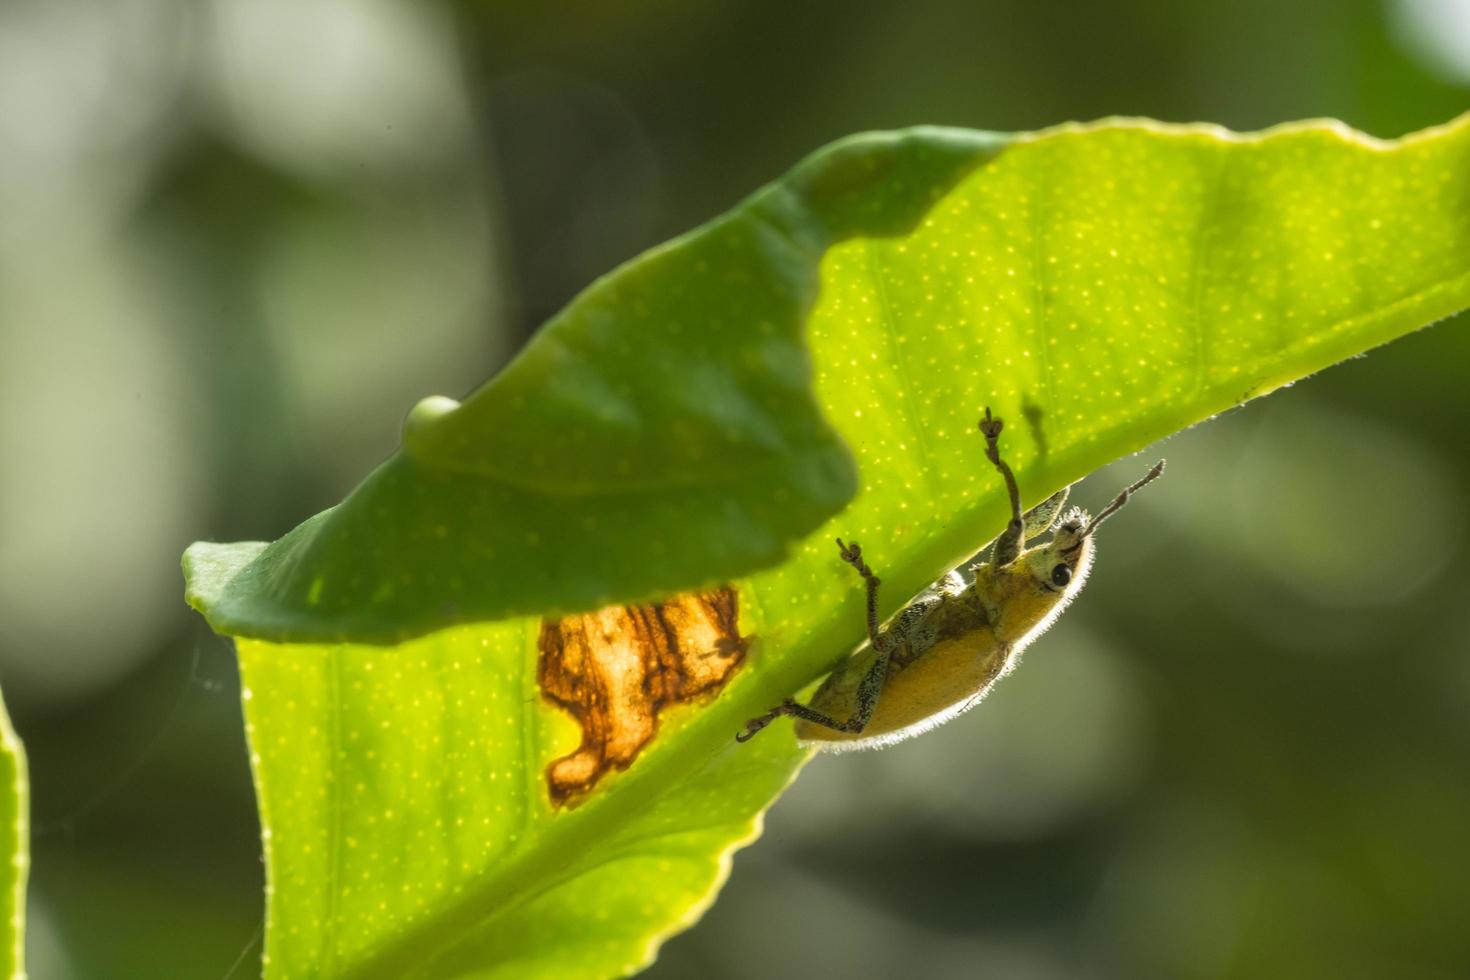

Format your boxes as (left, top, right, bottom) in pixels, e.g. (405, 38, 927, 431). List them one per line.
(1082, 460, 1166, 538)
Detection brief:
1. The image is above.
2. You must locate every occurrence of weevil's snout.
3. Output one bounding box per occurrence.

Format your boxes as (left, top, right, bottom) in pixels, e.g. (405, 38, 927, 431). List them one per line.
(1041, 510, 1094, 591)
(1054, 509, 1088, 549)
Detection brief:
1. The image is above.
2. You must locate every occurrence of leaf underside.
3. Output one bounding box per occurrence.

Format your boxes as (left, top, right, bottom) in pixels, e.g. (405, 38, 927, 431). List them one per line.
(205, 115, 1470, 978)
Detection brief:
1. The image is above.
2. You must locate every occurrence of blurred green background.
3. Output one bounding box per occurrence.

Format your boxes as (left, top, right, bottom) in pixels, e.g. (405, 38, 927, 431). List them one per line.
(3, 0, 1469, 977)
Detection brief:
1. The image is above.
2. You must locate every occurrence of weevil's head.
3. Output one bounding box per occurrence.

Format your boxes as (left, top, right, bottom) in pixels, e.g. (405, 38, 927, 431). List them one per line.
(984, 512, 1095, 648)
(1027, 458, 1165, 586)
(1022, 507, 1095, 598)
(993, 460, 1165, 646)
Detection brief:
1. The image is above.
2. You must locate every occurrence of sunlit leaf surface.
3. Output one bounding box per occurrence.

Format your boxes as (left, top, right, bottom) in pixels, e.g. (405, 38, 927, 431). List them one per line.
(215, 116, 1470, 978)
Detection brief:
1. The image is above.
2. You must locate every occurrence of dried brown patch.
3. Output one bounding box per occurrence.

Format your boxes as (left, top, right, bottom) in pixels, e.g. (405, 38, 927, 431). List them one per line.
(537, 586, 748, 806)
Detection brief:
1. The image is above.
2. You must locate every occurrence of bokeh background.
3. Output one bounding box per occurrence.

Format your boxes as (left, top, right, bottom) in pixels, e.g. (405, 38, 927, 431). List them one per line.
(3, 0, 1469, 977)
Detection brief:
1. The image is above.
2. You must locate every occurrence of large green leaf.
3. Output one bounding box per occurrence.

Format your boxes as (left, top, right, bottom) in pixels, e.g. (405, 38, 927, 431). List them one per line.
(0, 688, 27, 980)
(215, 115, 1470, 978)
(186, 129, 1007, 644)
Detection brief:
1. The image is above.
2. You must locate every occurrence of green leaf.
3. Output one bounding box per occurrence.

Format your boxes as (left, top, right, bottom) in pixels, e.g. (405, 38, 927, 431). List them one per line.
(186, 129, 1009, 644)
(219, 115, 1470, 978)
(0, 687, 28, 980)
(237, 615, 805, 980)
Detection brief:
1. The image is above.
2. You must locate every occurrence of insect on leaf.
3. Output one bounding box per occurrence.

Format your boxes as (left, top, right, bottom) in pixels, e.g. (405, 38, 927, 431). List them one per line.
(196, 115, 1470, 978)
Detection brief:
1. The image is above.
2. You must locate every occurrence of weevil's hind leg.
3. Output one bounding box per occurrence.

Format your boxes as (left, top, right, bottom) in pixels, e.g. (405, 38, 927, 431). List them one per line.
(780, 648, 889, 734)
(736, 645, 891, 741)
(735, 538, 891, 743)
(735, 699, 800, 742)
(980, 407, 1025, 566)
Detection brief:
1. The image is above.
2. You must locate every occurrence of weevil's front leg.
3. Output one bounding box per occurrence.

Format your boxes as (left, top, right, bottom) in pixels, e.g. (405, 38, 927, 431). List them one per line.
(980, 407, 1025, 567)
(1021, 486, 1070, 540)
(735, 538, 891, 742)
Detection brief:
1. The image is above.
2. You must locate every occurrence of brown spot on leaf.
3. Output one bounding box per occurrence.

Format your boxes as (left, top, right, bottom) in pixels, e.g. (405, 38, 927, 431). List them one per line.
(537, 586, 748, 806)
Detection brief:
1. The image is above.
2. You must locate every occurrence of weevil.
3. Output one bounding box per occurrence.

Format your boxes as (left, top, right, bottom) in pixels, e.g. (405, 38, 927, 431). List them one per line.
(737, 408, 1164, 751)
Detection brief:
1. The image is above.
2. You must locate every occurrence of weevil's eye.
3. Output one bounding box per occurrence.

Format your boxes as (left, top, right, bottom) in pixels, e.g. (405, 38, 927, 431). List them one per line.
(1050, 564, 1072, 588)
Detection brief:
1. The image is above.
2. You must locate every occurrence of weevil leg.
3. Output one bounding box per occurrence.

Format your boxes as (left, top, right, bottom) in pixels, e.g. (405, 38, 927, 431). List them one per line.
(1021, 486, 1070, 541)
(735, 699, 801, 742)
(736, 646, 891, 741)
(836, 538, 885, 652)
(735, 538, 891, 743)
(980, 407, 1025, 566)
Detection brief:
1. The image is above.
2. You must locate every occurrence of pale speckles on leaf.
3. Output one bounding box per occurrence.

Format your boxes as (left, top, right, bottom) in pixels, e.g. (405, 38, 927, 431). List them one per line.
(218, 117, 1470, 980)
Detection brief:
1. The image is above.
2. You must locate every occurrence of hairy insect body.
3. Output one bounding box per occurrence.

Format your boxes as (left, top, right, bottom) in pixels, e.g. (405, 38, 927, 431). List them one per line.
(736, 407, 1164, 752)
(797, 527, 1095, 750)
(796, 612, 1001, 750)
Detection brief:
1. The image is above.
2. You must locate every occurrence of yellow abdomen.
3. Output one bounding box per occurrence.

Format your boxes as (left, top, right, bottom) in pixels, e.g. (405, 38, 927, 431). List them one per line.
(795, 628, 1013, 751)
